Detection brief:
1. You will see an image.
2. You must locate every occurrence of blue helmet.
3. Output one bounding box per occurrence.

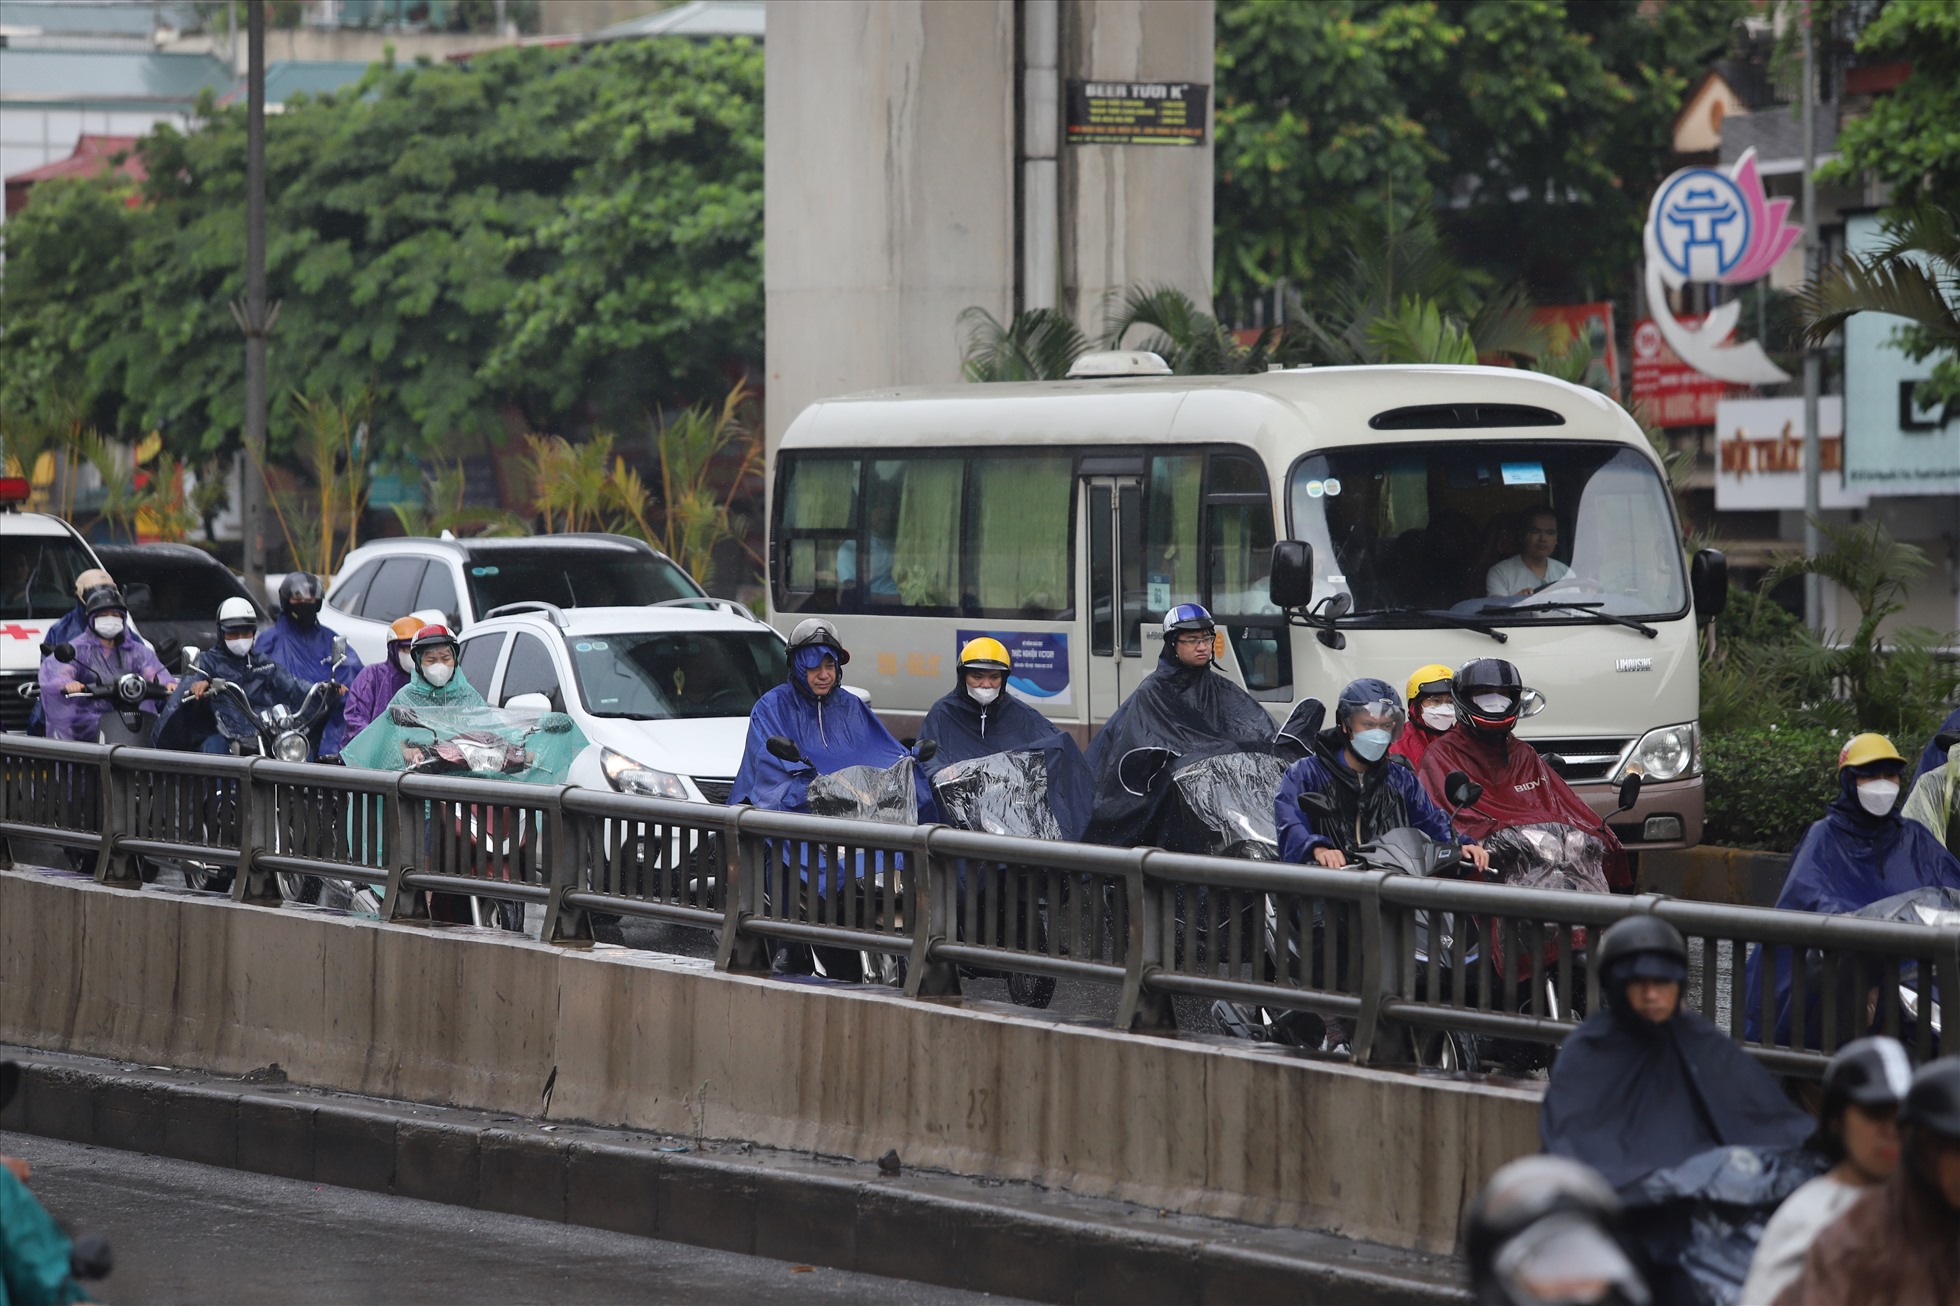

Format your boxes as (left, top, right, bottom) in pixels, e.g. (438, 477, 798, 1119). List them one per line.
(1163, 603, 1214, 636)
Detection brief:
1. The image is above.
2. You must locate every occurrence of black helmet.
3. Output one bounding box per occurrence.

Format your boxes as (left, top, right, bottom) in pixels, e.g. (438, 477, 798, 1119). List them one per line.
(1595, 916, 1687, 984)
(1901, 1056, 1960, 1142)
(1823, 1037, 1914, 1115)
(81, 584, 127, 616)
(1464, 1157, 1646, 1306)
(279, 572, 323, 624)
(1453, 658, 1526, 734)
(786, 617, 849, 666)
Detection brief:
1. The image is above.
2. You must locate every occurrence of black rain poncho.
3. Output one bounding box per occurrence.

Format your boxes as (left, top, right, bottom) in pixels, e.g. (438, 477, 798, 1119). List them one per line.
(919, 685, 1093, 841)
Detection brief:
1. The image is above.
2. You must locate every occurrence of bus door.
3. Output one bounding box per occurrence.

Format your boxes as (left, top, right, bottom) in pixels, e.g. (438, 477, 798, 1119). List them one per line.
(1079, 467, 1151, 724)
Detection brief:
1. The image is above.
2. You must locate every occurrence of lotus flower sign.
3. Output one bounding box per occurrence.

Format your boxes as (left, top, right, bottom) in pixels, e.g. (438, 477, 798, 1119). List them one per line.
(1642, 148, 1803, 385)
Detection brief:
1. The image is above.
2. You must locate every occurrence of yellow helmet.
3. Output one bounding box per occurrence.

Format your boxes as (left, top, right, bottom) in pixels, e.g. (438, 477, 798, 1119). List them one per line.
(1838, 732, 1906, 771)
(958, 637, 1011, 673)
(1405, 663, 1454, 704)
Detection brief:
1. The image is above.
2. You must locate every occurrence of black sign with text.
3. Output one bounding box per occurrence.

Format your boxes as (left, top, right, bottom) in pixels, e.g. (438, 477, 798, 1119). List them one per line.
(1064, 81, 1208, 146)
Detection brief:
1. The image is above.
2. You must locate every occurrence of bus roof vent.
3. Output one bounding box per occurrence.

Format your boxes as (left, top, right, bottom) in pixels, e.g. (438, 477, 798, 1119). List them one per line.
(1066, 350, 1173, 379)
(1368, 403, 1565, 431)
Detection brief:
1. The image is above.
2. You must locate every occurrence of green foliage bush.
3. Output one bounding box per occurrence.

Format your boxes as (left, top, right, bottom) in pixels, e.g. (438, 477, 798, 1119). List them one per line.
(1702, 727, 1843, 853)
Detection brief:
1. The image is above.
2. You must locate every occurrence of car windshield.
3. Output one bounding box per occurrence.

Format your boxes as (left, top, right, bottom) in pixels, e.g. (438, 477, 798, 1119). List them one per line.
(105, 554, 248, 621)
(463, 547, 703, 613)
(568, 630, 788, 720)
(0, 535, 97, 619)
(1288, 442, 1687, 621)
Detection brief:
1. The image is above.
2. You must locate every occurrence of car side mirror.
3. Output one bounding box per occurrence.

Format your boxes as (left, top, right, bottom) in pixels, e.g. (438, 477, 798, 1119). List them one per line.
(1616, 773, 1644, 813)
(914, 738, 939, 764)
(1542, 752, 1570, 780)
(765, 735, 804, 764)
(505, 692, 552, 713)
(1269, 541, 1314, 610)
(1690, 548, 1728, 626)
(1519, 688, 1547, 718)
(1443, 770, 1483, 810)
(121, 581, 153, 614)
(1296, 790, 1339, 820)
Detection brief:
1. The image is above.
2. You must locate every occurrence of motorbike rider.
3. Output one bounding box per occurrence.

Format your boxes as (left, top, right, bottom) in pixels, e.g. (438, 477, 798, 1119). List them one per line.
(1276, 677, 1490, 872)
(26, 568, 135, 736)
(918, 636, 1093, 841)
(342, 612, 441, 738)
(1915, 704, 1960, 782)
(36, 584, 175, 742)
(1415, 657, 1632, 891)
(1740, 1036, 1913, 1305)
(1387, 663, 1454, 771)
(153, 597, 312, 754)
(1540, 917, 1812, 1195)
(253, 572, 362, 755)
(1904, 728, 1960, 859)
(1775, 1056, 1960, 1305)
(1083, 604, 1284, 846)
(1744, 733, 1960, 1047)
(340, 623, 490, 766)
(1462, 1155, 1649, 1306)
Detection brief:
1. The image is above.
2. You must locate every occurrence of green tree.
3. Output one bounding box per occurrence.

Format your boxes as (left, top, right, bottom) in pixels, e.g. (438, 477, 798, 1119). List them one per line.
(1798, 205, 1960, 406)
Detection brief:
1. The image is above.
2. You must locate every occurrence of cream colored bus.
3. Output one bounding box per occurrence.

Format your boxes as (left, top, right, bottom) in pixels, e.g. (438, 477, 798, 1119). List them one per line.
(769, 363, 1726, 850)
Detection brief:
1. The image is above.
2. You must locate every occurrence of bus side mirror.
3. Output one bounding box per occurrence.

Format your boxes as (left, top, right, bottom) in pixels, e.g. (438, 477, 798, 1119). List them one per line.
(1269, 541, 1314, 611)
(1691, 549, 1728, 626)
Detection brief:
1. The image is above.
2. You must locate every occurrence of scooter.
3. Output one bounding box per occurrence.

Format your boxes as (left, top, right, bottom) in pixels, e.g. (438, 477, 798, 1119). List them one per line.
(53, 642, 171, 747)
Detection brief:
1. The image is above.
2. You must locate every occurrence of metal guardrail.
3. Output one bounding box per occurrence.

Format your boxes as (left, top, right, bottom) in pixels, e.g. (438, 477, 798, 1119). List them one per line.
(3, 735, 1954, 1075)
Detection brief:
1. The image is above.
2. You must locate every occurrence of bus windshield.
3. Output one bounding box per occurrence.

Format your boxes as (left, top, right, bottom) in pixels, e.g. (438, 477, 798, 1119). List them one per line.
(1287, 442, 1686, 622)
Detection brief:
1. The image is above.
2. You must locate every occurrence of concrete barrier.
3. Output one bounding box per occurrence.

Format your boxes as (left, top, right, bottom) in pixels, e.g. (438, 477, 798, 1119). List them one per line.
(0, 867, 1542, 1254)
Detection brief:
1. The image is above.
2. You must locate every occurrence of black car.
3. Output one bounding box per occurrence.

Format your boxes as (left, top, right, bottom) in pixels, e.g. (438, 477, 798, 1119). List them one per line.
(94, 543, 269, 674)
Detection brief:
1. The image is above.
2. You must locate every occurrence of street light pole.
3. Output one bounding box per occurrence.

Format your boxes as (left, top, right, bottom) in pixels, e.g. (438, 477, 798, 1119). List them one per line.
(1801, 3, 1823, 632)
(239, 0, 269, 591)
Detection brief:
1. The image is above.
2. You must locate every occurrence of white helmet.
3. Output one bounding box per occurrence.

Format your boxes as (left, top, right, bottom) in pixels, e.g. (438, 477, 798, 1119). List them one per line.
(217, 597, 258, 630)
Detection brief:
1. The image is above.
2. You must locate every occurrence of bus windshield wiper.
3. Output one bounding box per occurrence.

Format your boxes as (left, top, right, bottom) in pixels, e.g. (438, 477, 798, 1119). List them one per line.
(1482, 600, 1658, 639)
(1342, 606, 1509, 643)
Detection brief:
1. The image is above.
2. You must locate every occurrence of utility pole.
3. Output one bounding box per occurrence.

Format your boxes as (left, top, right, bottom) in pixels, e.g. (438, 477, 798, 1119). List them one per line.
(1801, 3, 1823, 632)
(237, 0, 269, 590)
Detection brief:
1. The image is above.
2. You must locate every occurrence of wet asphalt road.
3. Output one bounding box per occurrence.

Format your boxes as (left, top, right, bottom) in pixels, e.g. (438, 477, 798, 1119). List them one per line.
(0, 1133, 1026, 1306)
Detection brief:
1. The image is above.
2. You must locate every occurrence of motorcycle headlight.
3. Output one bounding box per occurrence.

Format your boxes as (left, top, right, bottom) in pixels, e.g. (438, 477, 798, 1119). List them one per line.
(274, 731, 311, 763)
(1616, 722, 1698, 783)
(601, 748, 691, 800)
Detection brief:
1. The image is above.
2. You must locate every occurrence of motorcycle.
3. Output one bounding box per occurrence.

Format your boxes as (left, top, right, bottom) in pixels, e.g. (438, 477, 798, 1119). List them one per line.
(53, 642, 171, 747)
(1830, 887, 1958, 1049)
(761, 734, 937, 985)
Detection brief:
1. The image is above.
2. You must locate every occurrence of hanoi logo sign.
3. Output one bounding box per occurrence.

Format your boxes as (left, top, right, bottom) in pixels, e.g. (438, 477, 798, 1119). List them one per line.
(1642, 149, 1803, 386)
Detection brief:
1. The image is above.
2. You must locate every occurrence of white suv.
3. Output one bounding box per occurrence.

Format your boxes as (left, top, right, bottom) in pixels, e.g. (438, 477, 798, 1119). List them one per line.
(455, 603, 786, 803)
(324, 533, 707, 665)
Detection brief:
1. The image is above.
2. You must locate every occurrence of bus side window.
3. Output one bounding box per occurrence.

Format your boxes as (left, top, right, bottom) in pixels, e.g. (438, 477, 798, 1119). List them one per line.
(965, 453, 1073, 619)
(777, 456, 861, 610)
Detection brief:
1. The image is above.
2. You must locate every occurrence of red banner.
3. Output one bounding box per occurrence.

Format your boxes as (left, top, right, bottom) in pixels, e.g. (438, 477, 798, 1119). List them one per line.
(1631, 316, 1730, 428)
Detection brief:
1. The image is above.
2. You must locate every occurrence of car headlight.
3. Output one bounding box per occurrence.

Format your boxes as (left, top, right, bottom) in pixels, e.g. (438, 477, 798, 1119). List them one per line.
(1616, 722, 1698, 783)
(601, 747, 692, 799)
(274, 730, 311, 763)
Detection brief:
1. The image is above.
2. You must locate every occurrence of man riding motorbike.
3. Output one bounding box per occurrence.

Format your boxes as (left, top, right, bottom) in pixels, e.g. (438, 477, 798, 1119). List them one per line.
(1743, 732, 1960, 1047)
(342, 612, 441, 739)
(36, 584, 175, 742)
(1082, 604, 1284, 846)
(1387, 663, 1455, 771)
(1415, 657, 1632, 891)
(154, 597, 312, 753)
(25, 568, 138, 736)
(1904, 729, 1960, 860)
(254, 572, 362, 755)
(918, 636, 1092, 841)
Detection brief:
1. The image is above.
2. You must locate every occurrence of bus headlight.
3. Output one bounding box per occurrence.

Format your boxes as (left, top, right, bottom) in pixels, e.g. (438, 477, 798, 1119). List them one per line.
(1616, 723, 1698, 783)
(602, 748, 691, 799)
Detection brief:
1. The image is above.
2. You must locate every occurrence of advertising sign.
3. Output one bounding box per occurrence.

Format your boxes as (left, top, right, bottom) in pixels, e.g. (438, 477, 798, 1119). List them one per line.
(1713, 396, 1867, 510)
(1631, 316, 1730, 428)
(956, 629, 1071, 707)
(1065, 81, 1208, 146)
(1842, 211, 1960, 495)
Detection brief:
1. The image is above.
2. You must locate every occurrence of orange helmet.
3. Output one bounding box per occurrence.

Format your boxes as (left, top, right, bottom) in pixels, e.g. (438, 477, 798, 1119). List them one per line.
(388, 616, 424, 644)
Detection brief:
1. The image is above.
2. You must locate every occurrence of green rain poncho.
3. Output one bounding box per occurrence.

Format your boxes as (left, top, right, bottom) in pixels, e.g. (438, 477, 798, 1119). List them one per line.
(340, 670, 590, 784)
(1904, 740, 1960, 858)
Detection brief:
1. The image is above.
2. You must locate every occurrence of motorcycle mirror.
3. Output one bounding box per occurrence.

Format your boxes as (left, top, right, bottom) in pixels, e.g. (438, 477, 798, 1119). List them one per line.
(1542, 752, 1570, 780)
(1117, 746, 1175, 798)
(53, 642, 76, 662)
(1616, 772, 1643, 814)
(388, 705, 422, 727)
(1443, 771, 1483, 809)
(180, 645, 202, 669)
(1519, 688, 1547, 718)
(914, 738, 939, 764)
(765, 735, 804, 763)
(1296, 790, 1339, 819)
(331, 634, 348, 662)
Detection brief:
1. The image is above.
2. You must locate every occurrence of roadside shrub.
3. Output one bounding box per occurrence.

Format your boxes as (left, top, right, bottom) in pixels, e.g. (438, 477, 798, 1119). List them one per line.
(1702, 726, 1844, 852)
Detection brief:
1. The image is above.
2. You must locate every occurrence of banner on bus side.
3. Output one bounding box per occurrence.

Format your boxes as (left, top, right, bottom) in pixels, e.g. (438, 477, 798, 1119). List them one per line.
(956, 630, 1072, 708)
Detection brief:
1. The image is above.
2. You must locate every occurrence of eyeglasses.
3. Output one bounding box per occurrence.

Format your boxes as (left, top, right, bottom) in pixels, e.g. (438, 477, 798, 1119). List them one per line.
(1173, 633, 1212, 647)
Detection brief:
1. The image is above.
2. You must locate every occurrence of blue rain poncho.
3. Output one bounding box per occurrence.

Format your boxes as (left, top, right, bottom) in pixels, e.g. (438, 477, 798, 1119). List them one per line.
(254, 613, 363, 754)
(1914, 705, 1960, 781)
(919, 683, 1092, 841)
(1742, 767, 1960, 1046)
(153, 643, 313, 751)
(728, 645, 926, 814)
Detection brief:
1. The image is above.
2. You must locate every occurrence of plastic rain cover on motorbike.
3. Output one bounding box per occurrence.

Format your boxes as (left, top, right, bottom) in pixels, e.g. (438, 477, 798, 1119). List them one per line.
(806, 756, 919, 825)
(340, 703, 590, 785)
(1170, 750, 1291, 860)
(1625, 1145, 1828, 1306)
(1484, 822, 1612, 894)
(931, 750, 1063, 840)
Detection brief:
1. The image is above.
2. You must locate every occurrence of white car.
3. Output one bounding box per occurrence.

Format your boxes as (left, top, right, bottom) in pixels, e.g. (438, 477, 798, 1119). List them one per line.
(0, 499, 110, 733)
(455, 602, 787, 803)
(324, 533, 708, 666)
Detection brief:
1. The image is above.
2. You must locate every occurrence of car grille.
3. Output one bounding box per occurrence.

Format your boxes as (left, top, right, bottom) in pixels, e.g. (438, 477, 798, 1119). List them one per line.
(0, 673, 35, 733)
(693, 777, 734, 805)
(1525, 737, 1633, 784)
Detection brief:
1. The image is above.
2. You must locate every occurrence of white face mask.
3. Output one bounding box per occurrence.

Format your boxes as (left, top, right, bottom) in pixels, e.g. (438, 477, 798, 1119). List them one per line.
(397, 650, 414, 674)
(1472, 692, 1513, 716)
(1421, 705, 1455, 732)
(225, 636, 254, 657)
(92, 615, 124, 639)
(421, 662, 454, 688)
(968, 685, 1001, 706)
(1856, 779, 1900, 817)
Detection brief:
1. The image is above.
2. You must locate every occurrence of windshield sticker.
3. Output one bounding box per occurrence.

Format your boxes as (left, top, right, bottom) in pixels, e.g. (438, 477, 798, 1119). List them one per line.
(956, 629, 1071, 708)
(1327, 574, 1346, 584)
(1501, 462, 1547, 486)
(590, 640, 608, 650)
(1304, 479, 1325, 498)
(470, 566, 500, 576)
(1322, 478, 1341, 496)
(1146, 575, 1171, 609)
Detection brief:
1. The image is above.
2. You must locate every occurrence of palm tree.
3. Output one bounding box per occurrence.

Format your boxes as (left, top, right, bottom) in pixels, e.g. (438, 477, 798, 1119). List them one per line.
(1100, 284, 1280, 373)
(957, 307, 1093, 382)
(1797, 203, 1960, 405)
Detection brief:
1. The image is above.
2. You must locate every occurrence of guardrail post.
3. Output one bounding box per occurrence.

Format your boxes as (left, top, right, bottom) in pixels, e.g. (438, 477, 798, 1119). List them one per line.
(903, 826, 960, 999)
(1118, 852, 1175, 1031)
(1936, 925, 1960, 1061)
(542, 787, 591, 946)
(715, 807, 771, 974)
(1352, 870, 1409, 1067)
(382, 775, 429, 923)
(234, 759, 280, 905)
(95, 747, 142, 889)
